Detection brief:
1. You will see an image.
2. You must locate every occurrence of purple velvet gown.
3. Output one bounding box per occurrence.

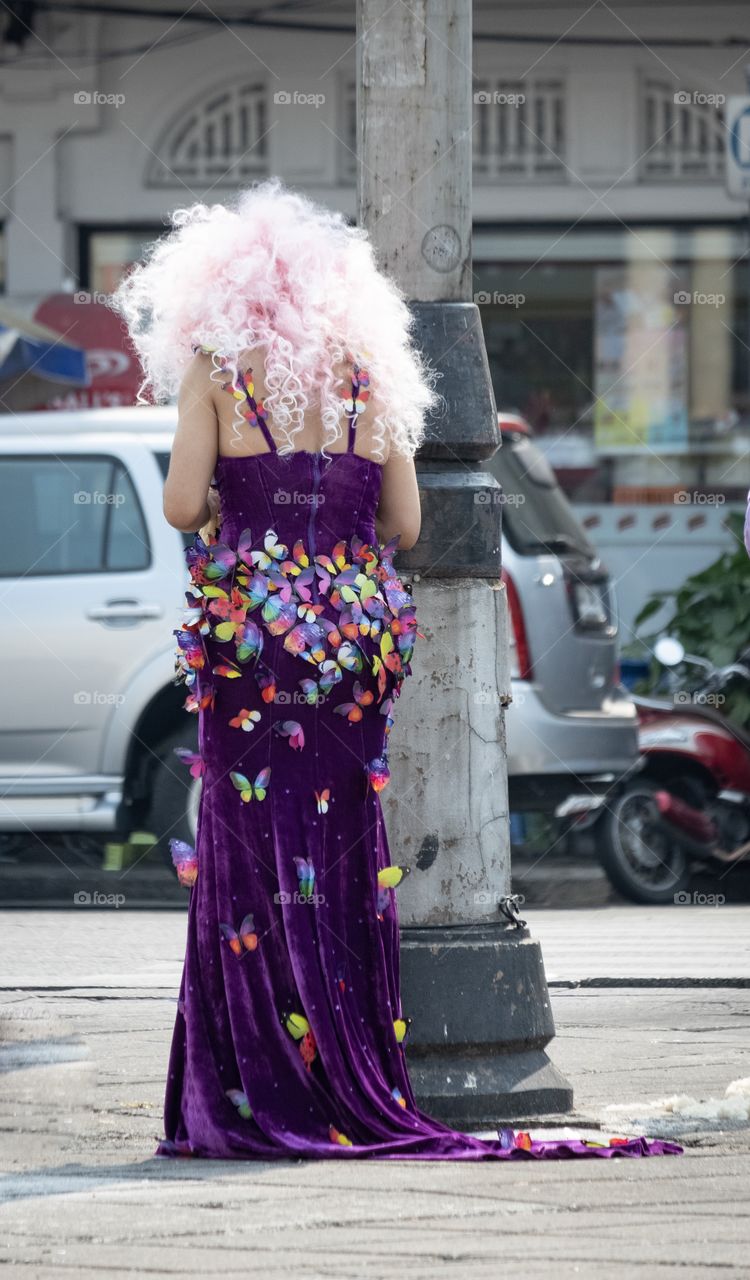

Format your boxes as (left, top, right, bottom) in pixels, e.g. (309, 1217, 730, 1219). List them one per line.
(156, 358, 682, 1162)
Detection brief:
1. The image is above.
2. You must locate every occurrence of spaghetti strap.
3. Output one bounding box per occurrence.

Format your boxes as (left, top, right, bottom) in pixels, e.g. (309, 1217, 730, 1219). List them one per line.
(236, 367, 277, 453)
(344, 363, 370, 453)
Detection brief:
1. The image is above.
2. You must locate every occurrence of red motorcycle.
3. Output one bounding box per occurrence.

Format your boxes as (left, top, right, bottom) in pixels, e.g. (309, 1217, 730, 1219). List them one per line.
(597, 637, 750, 904)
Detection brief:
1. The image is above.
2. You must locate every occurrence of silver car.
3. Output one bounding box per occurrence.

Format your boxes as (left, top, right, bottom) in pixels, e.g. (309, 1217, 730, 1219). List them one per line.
(487, 415, 638, 820)
(0, 406, 200, 852)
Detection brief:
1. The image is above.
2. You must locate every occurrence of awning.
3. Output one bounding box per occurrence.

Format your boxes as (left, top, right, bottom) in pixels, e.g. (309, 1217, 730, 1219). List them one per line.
(0, 303, 89, 412)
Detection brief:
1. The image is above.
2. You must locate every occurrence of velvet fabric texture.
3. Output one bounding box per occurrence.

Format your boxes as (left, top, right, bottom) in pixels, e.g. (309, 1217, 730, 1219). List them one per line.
(156, 446, 683, 1163)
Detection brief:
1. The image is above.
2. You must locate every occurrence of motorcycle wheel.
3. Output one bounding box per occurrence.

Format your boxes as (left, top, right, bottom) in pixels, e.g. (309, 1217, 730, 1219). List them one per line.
(599, 780, 691, 904)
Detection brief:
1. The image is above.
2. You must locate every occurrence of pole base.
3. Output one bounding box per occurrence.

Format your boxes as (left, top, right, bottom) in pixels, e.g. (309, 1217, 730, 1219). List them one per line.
(400, 921, 574, 1125)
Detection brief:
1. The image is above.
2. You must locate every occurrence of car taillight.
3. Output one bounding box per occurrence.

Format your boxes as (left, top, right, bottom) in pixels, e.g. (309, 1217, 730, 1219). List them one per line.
(501, 567, 532, 680)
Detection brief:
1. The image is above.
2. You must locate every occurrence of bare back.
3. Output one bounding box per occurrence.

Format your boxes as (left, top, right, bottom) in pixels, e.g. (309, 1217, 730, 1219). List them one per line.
(211, 350, 390, 463)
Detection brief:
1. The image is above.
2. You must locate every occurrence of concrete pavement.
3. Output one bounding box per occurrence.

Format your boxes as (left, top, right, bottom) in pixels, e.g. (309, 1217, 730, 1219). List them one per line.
(1, 905, 749, 1277)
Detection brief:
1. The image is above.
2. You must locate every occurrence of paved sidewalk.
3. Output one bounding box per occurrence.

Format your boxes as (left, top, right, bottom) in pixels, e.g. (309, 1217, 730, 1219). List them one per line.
(1, 906, 749, 1278)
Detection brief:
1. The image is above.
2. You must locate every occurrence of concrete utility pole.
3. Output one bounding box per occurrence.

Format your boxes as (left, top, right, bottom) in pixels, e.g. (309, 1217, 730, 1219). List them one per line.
(357, 0, 572, 1122)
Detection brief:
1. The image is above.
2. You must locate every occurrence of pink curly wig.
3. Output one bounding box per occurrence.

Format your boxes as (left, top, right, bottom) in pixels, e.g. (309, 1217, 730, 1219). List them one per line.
(108, 177, 440, 458)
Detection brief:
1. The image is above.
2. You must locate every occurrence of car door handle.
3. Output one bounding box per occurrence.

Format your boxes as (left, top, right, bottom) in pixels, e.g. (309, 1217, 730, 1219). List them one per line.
(87, 600, 164, 622)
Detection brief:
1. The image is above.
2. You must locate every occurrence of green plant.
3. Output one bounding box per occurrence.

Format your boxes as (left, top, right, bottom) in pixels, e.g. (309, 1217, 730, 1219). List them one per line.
(633, 512, 750, 728)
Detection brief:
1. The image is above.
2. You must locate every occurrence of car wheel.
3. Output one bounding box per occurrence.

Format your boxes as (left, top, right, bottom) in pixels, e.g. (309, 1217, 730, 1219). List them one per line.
(599, 780, 691, 905)
(147, 723, 202, 864)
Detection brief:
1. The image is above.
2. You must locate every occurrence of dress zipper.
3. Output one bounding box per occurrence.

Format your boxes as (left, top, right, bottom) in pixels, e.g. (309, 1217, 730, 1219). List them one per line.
(308, 453, 320, 600)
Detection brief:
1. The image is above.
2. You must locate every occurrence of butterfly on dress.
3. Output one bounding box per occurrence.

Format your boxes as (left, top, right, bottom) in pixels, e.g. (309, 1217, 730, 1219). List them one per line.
(213, 657, 242, 680)
(184, 686, 215, 714)
(393, 1017, 412, 1044)
(273, 720, 305, 750)
(281, 1010, 318, 1072)
(173, 748, 204, 779)
(229, 707, 261, 732)
(376, 864, 411, 919)
(318, 642, 363, 693)
(251, 530, 288, 571)
(293, 856, 316, 899)
(169, 838, 197, 888)
(220, 913, 258, 955)
(365, 755, 390, 793)
(334, 681, 374, 723)
(201, 529, 254, 582)
(284, 621, 326, 665)
(235, 620, 263, 664)
(391, 1086, 407, 1109)
(230, 767, 271, 802)
(255, 663, 277, 704)
(314, 788, 331, 814)
(226, 1088, 253, 1120)
(329, 1125, 353, 1146)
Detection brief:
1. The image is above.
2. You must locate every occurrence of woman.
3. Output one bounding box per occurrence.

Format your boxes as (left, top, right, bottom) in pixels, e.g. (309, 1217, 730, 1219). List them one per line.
(110, 179, 680, 1163)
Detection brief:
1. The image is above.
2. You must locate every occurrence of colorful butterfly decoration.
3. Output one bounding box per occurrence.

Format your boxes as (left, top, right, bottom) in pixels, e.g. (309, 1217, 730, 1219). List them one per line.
(255, 663, 277, 703)
(334, 681, 374, 723)
(274, 720, 305, 750)
(391, 1087, 407, 1108)
(314, 788, 330, 814)
(169, 838, 197, 887)
(213, 657, 242, 680)
(298, 677, 321, 705)
(173, 747, 204, 779)
(184, 686, 215, 715)
(318, 642, 363, 693)
(329, 1125, 353, 1146)
(230, 766, 271, 803)
(229, 707, 261, 732)
(282, 1010, 317, 1072)
(220, 913, 258, 955)
(376, 864, 411, 919)
(226, 1088, 253, 1119)
(293, 856, 316, 899)
(284, 621, 326, 665)
(393, 1017, 412, 1044)
(235, 620, 263, 664)
(366, 755, 390, 793)
(251, 530, 287, 571)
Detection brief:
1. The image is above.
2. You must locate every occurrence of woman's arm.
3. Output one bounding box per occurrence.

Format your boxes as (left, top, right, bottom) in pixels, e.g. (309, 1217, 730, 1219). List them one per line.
(163, 353, 219, 533)
(375, 452, 421, 550)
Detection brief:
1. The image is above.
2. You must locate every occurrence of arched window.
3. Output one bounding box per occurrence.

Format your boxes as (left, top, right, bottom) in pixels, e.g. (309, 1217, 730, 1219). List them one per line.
(146, 82, 268, 187)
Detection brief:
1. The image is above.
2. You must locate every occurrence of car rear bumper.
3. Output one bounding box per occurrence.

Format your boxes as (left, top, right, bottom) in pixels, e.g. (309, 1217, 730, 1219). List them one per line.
(506, 679, 638, 810)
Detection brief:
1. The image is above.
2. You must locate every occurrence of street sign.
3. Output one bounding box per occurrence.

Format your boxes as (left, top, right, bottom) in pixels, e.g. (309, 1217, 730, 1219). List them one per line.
(725, 96, 750, 198)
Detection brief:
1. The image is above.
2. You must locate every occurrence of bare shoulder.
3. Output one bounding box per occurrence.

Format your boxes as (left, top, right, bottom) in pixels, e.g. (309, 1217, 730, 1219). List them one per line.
(179, 347, 217, 400)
